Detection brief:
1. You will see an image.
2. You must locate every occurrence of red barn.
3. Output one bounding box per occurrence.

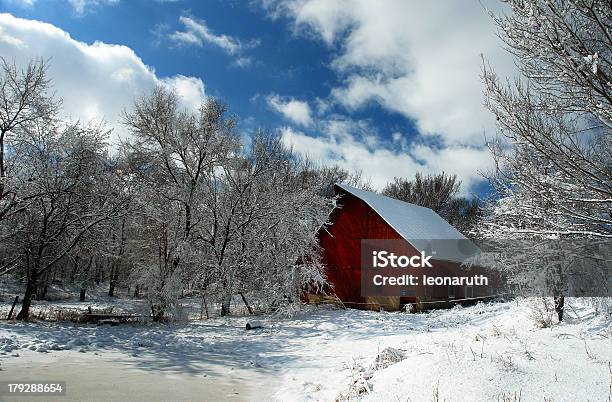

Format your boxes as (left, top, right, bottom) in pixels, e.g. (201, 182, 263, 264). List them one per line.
(314, 183, 490, 311)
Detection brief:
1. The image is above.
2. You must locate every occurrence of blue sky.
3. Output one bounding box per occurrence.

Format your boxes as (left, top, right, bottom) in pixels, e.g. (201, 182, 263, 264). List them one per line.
(0, 0, 513, 195)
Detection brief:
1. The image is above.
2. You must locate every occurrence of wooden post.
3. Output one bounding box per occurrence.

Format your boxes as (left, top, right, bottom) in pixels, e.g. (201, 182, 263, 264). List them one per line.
(7, 296, 18, 320)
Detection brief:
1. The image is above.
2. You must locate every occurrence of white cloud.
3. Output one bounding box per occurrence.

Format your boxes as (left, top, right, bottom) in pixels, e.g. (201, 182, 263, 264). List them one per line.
(8, 0, 36, 7)
(170, 16, 242, 54)
(160, 75, 206, 111)
(267, 94, 313, 127)
(67, 0, 119, 16)
(263, 0, 515, 146)
(165, 15, 259, 67)
(280, 122, 492, 194)
(232, 56, 253, 69)
(5, 0, 119, 14)
(0, 13, 205, 144)
(314, 97, 331, 114)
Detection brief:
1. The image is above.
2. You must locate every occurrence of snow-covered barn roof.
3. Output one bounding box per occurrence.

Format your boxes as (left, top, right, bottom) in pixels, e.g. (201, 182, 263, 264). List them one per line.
(335, 183, 479, 263)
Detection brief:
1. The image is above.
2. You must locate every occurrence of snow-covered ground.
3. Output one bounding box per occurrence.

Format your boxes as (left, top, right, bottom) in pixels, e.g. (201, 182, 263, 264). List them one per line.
(1, 298, 610, 401)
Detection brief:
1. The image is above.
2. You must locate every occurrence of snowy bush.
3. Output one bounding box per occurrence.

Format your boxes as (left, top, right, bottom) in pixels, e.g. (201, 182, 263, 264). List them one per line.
(582, 297, 612, 316)
(370, 347, 406, 371)
(527, 298, 558, 328)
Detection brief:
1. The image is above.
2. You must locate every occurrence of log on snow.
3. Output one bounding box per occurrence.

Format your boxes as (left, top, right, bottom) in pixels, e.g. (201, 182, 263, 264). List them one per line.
(245, 321, 262, 330)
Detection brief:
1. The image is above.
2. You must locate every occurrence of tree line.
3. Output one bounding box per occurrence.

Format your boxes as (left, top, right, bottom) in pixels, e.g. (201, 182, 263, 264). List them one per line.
(0, 61, 369, 320)
(0, 58, 481, 321)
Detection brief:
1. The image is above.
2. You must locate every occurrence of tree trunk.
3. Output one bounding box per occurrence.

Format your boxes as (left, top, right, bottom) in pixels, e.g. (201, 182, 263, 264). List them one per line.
(38, 283, 48, 301)
(200, 294, 209, 320)
(7, 296, 19, 320)
(36, 270, 49, 301)
(108, 273, 116, 297)
(554, 296, 565, 322)
(95, 259, 102, 285)
(70, 255, 80, 283)
(108, 259, 121, 297)
(16, 279, 37, 320)
(79, 287, 86, 302)
(109, 219, 126, 298)
(133, 285, 139, 298)
(239, 292, 254, 315)
(220, 272, 234, 317)
(220, 291, 232, 317)
(151, 305, 165, 322)
(108, 261, 119, 297)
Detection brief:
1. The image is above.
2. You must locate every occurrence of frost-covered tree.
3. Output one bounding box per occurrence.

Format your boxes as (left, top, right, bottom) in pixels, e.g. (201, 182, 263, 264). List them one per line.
(6, 121, 126, 319)
(197, 134, 330, 316)
(479, 0, 611, 320)
(66, 241, 97, 302)
(123, 87, 332, 319)
(307, 165, 372, 198)
(123, 88, 239, 320)
(1, 60, 334, 321)
(0, 57, 60, 224)
(383, 172, 482, 236)
(0, 58, 132, 317)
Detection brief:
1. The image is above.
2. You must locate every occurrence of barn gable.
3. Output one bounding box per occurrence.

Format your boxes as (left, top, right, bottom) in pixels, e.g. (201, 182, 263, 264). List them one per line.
(334, 184, 474, 263)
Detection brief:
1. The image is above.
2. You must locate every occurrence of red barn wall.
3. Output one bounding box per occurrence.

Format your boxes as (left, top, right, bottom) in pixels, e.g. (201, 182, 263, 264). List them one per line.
(318, 191, 402, 307)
